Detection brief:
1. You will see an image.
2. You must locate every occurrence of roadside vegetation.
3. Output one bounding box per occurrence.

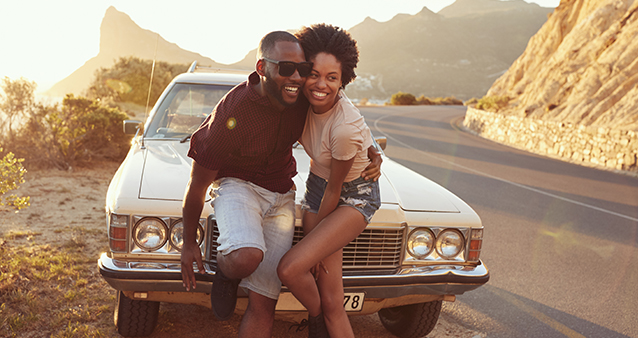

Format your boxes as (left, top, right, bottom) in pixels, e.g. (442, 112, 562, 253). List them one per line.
(388, 91, 464, 106)
(0, 78, 129, 171)
(86, 57, 188, 109)
(0, 58, 189, 337)
(0, 147, 29, 211)
(470, 95, 510, 112)
(0, 58, 188, 171)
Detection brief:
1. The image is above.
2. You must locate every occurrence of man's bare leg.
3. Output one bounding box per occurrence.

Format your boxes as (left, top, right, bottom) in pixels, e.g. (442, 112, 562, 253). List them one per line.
(238, 291, 277, 338)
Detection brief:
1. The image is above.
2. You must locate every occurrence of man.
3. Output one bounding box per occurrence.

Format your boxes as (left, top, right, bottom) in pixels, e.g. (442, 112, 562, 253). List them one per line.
(181, 31, 380, 337)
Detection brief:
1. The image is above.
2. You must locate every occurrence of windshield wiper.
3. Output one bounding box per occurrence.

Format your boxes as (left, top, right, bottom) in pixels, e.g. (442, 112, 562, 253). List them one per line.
(180, 134, 192, 143)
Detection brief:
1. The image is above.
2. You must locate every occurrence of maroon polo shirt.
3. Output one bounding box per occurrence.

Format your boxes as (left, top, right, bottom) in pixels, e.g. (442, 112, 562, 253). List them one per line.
(188, 72, 309, 193)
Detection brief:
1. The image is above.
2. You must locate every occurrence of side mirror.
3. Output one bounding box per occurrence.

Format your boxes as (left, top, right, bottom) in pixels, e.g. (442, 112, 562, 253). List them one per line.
(374, 136, 387, 151)
(123, 120, 143, 135)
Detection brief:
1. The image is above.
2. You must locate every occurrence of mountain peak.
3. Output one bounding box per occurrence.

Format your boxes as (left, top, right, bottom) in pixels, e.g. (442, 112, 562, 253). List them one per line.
(99, 6, 158, 58)
(416, 6, 438, 17)
(46, 6, 223, 97)
(439, 0, 535, 18)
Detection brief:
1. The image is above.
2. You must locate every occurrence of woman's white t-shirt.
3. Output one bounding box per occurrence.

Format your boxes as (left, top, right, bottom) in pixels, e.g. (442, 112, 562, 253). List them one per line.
(299, 90, 373, 182)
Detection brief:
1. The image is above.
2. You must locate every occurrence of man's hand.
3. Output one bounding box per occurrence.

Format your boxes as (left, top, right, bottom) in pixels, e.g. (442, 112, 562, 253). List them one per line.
(181, 242, 205, 291)
(362, 146, 383, 181)
(181, 161, 217, 291)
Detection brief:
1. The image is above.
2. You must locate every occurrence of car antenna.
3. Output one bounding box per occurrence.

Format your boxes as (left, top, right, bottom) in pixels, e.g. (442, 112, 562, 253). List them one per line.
(142, 33, 160, 149)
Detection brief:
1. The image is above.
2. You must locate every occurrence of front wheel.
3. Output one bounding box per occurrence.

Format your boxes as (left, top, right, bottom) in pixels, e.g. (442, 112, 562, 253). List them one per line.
(114, 291, 160, 337)
(378, 300, 442, 338)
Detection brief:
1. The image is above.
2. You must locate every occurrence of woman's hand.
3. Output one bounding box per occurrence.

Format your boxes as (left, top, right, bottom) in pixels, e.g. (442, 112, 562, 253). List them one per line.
(362, 146, 383, 181)
(311, 260, 329, 280)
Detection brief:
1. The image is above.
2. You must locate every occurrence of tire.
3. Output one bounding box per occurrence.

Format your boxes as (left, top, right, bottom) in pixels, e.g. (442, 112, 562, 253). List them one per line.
(378, 300, 442, 338)
(114, 291, 160, 337)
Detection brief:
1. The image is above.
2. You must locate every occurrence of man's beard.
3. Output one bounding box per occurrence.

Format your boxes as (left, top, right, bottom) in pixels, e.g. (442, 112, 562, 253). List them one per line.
(263, 69, 295, 107)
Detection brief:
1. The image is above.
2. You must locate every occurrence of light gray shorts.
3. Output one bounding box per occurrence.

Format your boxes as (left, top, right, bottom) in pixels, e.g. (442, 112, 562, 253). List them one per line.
(211, 177, 295, 300)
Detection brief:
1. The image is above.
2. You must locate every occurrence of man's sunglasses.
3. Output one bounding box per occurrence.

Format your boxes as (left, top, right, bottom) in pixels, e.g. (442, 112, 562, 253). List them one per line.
(262, 58, 313, 77)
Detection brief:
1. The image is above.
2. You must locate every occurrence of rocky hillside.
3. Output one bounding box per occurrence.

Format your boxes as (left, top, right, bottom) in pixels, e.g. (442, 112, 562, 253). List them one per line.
(235, 0, 552, 101)
(46, 7, 231, 97)
(486, 0, 638, 131)
(332, 0, 552, 100)
(46, 1, 553, 101)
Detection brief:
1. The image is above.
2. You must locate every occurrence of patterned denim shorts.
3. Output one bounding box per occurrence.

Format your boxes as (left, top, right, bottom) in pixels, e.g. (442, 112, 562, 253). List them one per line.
(301, 172, 381, 223)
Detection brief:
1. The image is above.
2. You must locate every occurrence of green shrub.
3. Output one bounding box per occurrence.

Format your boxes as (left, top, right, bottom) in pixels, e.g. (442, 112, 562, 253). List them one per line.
(87, 56, 189, 107)
(15, 94, 130, 170)
(390, 92, 417, 105)
(1, 77, 131, 170)
(0, 148, 30, 210)
(0, 77, 37, 141)
(475, 95, 510, 112)
(414, 95, 463, 106)
(416, 95, 433, 105)
(464, 97, 479, 106)
(432, 96, 463, 105)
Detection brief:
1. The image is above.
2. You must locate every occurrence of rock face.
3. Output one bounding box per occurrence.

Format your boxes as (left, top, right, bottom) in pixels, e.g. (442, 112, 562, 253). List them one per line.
(464, 0, 638, 173)
(487, 0, 638, 131)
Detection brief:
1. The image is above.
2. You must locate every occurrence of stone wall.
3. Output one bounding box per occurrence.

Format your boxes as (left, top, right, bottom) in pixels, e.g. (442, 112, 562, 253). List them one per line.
(463, 107, 638, 174)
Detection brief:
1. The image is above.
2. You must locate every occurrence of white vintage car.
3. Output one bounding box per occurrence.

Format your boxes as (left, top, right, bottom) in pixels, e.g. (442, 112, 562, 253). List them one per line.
(98, 62, 489, 338)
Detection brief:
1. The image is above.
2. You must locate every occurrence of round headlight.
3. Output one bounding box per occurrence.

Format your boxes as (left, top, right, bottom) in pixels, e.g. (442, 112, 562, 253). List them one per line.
(169, 221, 203, 250)
(436, 229, 464, 259)
(133, 217, 168, 251)
(407, 229, 435, 259)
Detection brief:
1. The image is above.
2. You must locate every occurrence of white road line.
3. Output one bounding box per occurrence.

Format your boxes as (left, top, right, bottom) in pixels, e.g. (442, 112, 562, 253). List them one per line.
(373, 114, 638, 223)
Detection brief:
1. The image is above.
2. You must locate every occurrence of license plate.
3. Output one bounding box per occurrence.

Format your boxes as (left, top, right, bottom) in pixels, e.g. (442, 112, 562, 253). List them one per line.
(343, 292, 365, 312)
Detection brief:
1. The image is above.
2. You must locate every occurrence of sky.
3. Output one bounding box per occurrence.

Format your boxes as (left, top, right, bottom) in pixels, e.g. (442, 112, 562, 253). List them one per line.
(0, 0, 560, 93)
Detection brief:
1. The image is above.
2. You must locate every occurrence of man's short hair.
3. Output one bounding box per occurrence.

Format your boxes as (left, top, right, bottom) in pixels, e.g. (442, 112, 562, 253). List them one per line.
(258, 31, 299, 59)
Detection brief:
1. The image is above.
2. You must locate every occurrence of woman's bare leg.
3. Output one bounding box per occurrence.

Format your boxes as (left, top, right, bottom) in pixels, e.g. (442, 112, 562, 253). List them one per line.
(277, 206, 366, 332)
(317, 248, 354, 338)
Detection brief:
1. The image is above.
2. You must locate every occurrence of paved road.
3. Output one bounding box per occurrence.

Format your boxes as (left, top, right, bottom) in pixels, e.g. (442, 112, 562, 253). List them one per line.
(359, 105, 638, 338)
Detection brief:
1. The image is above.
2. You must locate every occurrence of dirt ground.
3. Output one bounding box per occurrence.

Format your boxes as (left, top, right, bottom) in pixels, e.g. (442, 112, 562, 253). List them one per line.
(0, 163, 485, 338)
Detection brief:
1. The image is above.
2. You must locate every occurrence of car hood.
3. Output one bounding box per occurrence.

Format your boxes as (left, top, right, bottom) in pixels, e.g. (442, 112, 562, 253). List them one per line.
(139, 141, 193, 201)
(138, 141, 459, 213)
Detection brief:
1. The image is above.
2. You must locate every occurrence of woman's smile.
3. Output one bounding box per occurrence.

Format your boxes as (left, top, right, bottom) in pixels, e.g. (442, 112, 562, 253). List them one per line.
(304, 52, 342, 114)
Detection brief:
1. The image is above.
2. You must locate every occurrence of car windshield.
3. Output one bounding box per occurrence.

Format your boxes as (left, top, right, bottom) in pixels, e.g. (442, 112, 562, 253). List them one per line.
(146, 83, 233, 139)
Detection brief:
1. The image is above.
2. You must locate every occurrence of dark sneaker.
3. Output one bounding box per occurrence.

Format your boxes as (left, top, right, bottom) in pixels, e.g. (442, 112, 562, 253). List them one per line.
(307, 313, 329, 338)
(290, 313, 329, 338)
(210, 268, 240, 321)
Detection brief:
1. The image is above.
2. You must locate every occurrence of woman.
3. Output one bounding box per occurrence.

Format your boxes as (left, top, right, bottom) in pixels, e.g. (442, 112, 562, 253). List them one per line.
(277, 24, 380, 338)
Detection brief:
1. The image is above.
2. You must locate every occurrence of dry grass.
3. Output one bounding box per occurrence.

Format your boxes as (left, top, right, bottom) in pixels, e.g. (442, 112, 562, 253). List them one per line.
(0, 237, 116, 337)
(0, 162, 120, 337)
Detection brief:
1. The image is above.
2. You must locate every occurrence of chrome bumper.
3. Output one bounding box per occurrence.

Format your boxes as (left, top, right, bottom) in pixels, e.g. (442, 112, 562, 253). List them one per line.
(98, 253, 489, 298)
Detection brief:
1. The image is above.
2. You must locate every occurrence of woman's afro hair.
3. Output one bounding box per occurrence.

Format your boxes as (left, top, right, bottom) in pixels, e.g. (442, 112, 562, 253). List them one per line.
(296, 23, 359, 88)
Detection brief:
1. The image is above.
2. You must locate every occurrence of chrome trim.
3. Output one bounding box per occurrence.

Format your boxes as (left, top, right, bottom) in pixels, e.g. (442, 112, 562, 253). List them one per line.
(98, 253, 488, 298)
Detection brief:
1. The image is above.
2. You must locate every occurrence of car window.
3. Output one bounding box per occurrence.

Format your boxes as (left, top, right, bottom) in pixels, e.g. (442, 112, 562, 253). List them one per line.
(146, 83, 233, 138)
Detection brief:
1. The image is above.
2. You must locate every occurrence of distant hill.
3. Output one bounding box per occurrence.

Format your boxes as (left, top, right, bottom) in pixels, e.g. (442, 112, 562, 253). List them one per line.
(344, 0, 553, 100)
(46, 7, 246, 97)
(47, 1, 553, 101)
(486, 0, 638, 130)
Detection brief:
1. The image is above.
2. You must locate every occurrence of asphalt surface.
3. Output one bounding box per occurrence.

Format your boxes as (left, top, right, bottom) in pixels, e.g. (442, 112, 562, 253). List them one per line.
(359, 105, 638, 338)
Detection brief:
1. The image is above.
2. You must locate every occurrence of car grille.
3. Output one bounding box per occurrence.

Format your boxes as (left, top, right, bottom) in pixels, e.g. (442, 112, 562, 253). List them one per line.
(208, 221, 404, 273)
